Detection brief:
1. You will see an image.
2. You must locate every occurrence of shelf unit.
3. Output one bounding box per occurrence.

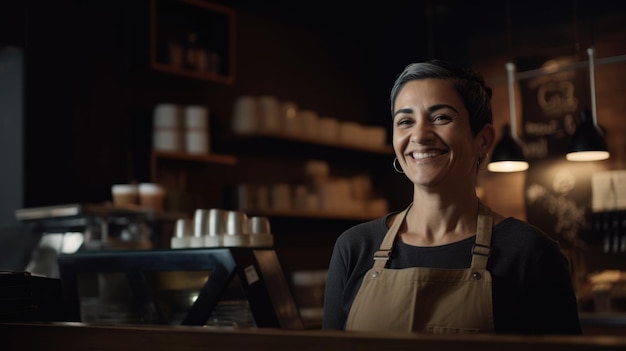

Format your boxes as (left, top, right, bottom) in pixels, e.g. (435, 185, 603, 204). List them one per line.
(151, 133, 393, 221)
(219, 131, 393, 155)
(150, 151, 237, 182)
(243, 208, 386, 221)
(150, 0, 236, 84)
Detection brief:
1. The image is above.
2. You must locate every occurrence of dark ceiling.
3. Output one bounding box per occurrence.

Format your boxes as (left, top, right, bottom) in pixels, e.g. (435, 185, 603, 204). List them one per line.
(214, 0, 625, 63)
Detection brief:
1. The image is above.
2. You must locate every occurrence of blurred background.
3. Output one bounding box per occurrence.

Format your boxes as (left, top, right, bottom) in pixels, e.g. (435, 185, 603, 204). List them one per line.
(1, 0, 625, 329)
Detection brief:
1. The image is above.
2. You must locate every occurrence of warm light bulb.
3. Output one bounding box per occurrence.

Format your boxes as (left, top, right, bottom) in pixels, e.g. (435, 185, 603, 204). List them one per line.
(565, 150, 610, 161)
(487, 160, 529, 173)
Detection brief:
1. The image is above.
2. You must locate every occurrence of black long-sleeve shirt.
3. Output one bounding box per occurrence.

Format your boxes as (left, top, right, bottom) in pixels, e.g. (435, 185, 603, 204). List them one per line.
(323, 212, 582, 334)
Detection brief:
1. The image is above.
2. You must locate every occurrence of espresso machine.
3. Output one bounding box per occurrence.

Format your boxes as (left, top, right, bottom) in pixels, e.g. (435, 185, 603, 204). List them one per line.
(14, 203, 182, 278)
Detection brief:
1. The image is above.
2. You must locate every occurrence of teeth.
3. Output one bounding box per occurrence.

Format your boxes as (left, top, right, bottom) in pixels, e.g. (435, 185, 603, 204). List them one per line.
(412, 151, 441, 160)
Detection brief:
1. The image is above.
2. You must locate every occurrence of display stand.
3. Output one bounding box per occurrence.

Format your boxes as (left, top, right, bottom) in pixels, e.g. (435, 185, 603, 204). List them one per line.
(56, 248, 303, 329)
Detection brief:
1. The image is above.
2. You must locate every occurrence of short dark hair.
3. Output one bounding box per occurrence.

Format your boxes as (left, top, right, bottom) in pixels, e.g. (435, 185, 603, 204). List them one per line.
(390, 60, 493, 136)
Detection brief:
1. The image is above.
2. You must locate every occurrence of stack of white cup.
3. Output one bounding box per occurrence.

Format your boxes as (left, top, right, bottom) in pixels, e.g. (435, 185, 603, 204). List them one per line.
(171, 218, 193, 248)
(222, 210, 249, 247)
(184, 105, 210, 154)
(170, 208, 274, 249)
(248, 216, 273, 247)
(153, 103, 183, 152)
(153, 103, 211, 154)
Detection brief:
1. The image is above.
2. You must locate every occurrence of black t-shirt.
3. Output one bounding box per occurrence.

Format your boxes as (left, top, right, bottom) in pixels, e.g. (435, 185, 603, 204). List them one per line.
(322, 212, 582, 334)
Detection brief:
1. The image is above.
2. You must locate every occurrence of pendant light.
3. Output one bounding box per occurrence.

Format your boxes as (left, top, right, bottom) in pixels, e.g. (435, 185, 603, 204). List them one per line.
(565, 47, 610, 161)
(488, 62, 529, 172)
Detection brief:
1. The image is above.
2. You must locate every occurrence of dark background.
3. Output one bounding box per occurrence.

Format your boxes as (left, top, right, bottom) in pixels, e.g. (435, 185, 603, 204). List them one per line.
(1, 0, 623, 209)
(0, 0, 625, 275)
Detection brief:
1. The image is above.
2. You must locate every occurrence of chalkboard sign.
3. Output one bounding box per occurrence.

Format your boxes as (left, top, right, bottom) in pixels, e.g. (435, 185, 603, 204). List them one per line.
(516, 55, 610, 283)
(517, 55, 590, 161)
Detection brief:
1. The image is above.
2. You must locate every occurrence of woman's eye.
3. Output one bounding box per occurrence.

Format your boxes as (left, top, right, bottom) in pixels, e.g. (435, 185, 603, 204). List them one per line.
(432, 115, 452, 124)
(396, 118, 413, 127)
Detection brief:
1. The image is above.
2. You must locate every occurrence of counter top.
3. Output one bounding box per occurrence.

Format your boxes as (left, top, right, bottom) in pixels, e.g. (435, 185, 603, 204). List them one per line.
(580, 313, 626, 335)
(2, 322, 626, 351)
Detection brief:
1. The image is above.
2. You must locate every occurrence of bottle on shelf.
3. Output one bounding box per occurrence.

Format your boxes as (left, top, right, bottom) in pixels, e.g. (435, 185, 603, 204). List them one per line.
(184, 32, 199, 70)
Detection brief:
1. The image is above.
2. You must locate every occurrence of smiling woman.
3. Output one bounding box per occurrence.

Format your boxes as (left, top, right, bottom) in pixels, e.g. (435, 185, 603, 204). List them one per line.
(322, 59, 582, 335)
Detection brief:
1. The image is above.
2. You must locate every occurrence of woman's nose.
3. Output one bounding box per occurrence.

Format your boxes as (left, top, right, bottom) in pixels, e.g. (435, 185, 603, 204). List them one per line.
(410, 121, 435, 144)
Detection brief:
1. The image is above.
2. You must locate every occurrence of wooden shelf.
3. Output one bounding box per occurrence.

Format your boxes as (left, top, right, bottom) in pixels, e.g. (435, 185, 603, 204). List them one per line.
(150, 0, 236, 84)
(150, 62, 234, 85)
(152, 151, 237, 164)
(244, 208, 385, 221)
(150, 151, 237, 185)
(219, 132, 393, 156)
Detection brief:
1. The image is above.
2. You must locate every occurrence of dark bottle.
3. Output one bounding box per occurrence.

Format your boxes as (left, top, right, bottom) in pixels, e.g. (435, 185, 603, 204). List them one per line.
(184, 32, 199, 70)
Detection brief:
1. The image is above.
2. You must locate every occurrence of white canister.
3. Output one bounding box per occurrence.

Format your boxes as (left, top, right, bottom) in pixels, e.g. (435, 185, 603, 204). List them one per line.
(281, 101, 300, 136)
(258, 95, 282, 134)
(368, 126, 387, 149)
(298, 109, 319, 140)
(154, 103, 182, 128)
(318, 117, 339, 143)
(153, 103, 183, 152)
(184, 105, 209, 154)
(338, 121, 359, 146)
(153, 129, 183, 152)
(232, 95, 260, 135)
(271, 183, 292, 210)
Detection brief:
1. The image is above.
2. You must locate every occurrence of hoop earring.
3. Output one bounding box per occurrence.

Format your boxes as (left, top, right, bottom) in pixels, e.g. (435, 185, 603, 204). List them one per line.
(477, 153, 489, 170)
(393, 157, 404, 173)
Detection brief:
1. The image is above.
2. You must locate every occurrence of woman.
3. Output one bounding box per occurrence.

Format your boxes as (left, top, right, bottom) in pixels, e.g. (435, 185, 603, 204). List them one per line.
(322, 60, 582, 334)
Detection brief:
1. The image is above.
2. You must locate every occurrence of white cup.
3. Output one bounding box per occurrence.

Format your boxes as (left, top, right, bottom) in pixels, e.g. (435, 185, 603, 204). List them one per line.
(369, 126, 387, 148)
(184, 105, 210, 154)
(318, 117, 339, 143)
(193, 209, 209, 237)
(338, 121, 359, 146)
(258, 95, 282, 134)
(248, 216, 273, 247)
(232, 95, 260, 134)
(185, 130, 209, 154)
(138, 183, 166, 211)
(154, 103, 182, 128)
(225, 210, 248, 235)
(185, 105, 208, 129)
(271, 183, 292, 210)
(299, 109, 319, 139)
(153, 129, 183, 152)
(153, 103, 183, 151)
(171, 218, 192, 249)
(293, 185, 308, 210)
(223, 210, 249, 247)
(111, 184, 138, 206)
(207, 208, 227, 236)
(248, 216, 271, 234)
(255, 185, 269, 210)
(205, 208, 227, 247)
(281, 101, 300, 135)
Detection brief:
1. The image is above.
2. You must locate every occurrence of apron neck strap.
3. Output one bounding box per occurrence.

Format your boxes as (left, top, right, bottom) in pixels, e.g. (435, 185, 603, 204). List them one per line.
(372, 200, 494, 269)
(470, 200, 493, 269)
(372, 204, 410, 268)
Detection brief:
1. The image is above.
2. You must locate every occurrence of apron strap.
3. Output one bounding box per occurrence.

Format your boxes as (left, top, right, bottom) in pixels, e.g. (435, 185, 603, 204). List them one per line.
(372, 204, 410, 269)
(470, 200, 493, 269)
(372, 200, 493, 270)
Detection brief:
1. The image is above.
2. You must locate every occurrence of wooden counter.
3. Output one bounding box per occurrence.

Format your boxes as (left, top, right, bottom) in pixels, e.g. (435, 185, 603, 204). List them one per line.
(2, 322, 626, 351)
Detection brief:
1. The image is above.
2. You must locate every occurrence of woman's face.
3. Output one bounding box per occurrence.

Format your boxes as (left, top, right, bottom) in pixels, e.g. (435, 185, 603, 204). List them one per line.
(392, 78, 490, 189)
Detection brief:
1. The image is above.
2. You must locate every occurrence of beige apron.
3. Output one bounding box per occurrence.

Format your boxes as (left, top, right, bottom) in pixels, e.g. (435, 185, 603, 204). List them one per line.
(346, 201, 495, 334)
